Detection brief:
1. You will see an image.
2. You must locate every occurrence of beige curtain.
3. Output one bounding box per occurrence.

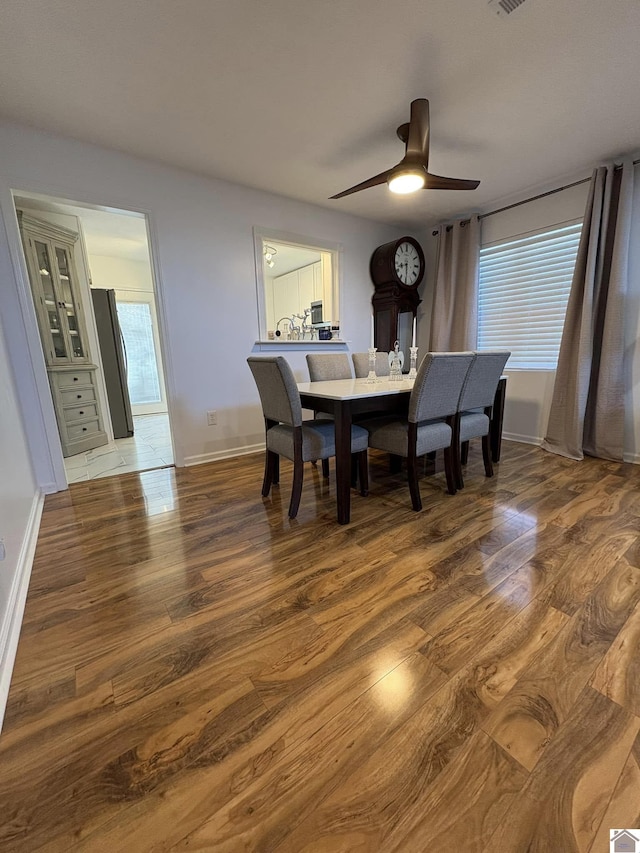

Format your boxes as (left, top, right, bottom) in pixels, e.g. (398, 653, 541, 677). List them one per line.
(543, 160, 633, 461)
(429, 215, 480, 351)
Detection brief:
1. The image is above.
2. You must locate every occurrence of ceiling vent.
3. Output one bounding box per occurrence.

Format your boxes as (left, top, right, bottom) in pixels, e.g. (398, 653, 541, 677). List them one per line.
(488, 0, 527, 16)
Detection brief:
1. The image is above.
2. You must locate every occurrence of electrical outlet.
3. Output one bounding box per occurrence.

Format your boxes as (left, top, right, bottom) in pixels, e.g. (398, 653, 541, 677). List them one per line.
(206, 410, 217, 426)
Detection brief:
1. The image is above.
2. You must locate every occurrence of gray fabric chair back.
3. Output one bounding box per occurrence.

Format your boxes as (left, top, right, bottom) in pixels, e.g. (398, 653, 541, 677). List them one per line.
(306, 353, 352, 381)
(459, 351, 510, 411)
(409, 352, 475, 423)
(247, 356, 302, 427)
(352, 351, 391, 378)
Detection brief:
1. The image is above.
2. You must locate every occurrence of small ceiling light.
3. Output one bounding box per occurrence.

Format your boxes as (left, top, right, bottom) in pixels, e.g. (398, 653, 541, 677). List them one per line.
(387, 168, 426, 195)
(263, 244, 277, 268)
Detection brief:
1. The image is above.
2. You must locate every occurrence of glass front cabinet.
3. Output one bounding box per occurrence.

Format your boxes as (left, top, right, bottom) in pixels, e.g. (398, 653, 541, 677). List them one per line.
(18, 211, 109, 457)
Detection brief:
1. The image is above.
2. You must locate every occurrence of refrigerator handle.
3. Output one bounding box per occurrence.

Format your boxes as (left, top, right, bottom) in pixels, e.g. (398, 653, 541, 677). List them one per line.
(120, 330, 128, 376)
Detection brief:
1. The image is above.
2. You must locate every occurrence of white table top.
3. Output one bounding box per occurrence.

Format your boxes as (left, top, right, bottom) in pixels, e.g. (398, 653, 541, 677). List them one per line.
(297, 376, 415, 401)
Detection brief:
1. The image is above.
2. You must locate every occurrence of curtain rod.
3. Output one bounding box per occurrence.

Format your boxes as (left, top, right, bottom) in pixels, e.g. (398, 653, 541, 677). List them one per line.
(431, 157, 640, 236)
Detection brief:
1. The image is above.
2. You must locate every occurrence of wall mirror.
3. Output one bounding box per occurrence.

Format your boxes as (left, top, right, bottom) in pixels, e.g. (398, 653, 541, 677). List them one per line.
(254, 228, 341, 341)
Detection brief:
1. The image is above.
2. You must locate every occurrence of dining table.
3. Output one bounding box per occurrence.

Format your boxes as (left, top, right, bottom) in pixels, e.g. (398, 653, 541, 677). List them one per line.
(297, 375, 508, 525)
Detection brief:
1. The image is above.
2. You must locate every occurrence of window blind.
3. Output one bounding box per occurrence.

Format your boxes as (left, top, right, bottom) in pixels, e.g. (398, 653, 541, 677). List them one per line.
(478, 221, 582, 368)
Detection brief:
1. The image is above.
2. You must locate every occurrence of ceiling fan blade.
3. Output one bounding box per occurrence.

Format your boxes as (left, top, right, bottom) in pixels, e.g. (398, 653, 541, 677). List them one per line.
(405, 99, 430, 163)
(424, 173, 480, 191)
(329, 170, 391, 199)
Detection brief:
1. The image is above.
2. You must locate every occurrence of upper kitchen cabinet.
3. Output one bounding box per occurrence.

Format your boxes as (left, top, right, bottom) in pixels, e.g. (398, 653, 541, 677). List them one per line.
(18, 212, 90, 365)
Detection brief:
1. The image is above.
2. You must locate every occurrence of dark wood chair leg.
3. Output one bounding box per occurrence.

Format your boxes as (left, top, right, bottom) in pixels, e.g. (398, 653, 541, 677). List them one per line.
(358, 451, 368, 496)
(407, 453, 422, 511)
(452, 414, 464, 491)
(289, 458, 304, 518)
(443, 446, 457, 495)
(272, 453, 279, 485)
(490, 378, 506, 463)
(482, 433, 494, 477)
(406, 424, 421, 511)
(461, 441, 470, 465)
(389, 454, 402, 475)
(262, 449, 275, 497)
(321, 458, 330, 479)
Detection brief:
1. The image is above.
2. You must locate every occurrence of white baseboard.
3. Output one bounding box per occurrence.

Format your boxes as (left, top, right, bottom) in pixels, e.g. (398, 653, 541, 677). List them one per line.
(0, 490, 45, 732)
(503, 432, 543, 446)
(183, 442, 264, 467)
(623, 451, 640, 464)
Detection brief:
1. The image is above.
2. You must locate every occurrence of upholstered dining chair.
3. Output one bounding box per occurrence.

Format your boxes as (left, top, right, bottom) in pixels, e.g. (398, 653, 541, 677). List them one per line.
(247, 356, 369, 519)
(363, 352, 475, 511)
(352, 351, 391, 378)
(455, 351, 510, 489)
(305, 353, 353, 478)
(306, 353, 353, 382)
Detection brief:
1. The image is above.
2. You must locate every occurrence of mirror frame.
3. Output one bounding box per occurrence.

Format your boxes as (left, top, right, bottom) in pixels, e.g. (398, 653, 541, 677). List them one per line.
(253, 226, 342, 342)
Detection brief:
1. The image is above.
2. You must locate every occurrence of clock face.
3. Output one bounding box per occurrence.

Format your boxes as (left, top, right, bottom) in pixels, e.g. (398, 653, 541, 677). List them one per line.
(394, 241, 421, 286)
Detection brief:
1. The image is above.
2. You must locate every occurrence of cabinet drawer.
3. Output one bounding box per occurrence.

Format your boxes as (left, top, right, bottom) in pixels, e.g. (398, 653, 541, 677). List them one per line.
(60, 387, 96, 406)
(64, 403, 99, 424)
(67, 419, 102, 442)
(56, 370, 93, 389)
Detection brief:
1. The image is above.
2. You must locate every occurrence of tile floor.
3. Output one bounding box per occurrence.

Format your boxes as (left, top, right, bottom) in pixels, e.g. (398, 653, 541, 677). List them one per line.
(64, 412, 173, 483)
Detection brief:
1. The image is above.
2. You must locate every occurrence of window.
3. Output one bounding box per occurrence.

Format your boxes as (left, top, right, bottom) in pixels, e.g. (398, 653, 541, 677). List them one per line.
(115, 295, 167, 415)
(478, 221, 582, 368)
(254, 228, 341, 341)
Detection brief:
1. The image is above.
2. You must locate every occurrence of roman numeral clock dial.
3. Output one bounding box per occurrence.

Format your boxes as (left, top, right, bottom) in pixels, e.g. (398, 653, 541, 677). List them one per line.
(395, 241, 421, 286)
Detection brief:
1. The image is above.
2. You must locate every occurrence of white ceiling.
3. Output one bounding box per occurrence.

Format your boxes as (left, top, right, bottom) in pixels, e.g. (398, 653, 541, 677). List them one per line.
(264, 244, 322, 277)
(2, 0, 640, 229)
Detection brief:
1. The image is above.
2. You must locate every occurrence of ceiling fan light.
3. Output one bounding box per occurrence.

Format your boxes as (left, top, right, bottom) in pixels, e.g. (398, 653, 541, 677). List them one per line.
(387, 170, 426, 195)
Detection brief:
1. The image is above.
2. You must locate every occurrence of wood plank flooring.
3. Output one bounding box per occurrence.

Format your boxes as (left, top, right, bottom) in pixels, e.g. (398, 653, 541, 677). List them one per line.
(1, 441, 639, 851)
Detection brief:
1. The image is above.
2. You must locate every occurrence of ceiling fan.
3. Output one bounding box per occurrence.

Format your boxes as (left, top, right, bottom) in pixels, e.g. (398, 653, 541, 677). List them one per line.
(330, 98, 480, 199)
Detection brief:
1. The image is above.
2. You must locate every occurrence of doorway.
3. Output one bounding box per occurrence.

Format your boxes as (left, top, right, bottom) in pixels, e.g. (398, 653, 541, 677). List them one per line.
(12, 191, 174, 483)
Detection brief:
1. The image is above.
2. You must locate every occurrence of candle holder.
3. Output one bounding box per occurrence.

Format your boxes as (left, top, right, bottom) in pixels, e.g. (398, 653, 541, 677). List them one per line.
(366, 347, 378, 383)
(408, 346, 418, 380)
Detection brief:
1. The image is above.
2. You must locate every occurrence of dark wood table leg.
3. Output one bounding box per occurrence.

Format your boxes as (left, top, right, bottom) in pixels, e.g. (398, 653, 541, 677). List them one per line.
(334, 400, 352, 524)
(490, 377, 507, 463)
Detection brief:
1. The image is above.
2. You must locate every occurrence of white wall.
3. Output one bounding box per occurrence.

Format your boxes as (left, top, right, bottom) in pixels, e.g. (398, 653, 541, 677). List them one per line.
(0, 307, 42, 728)
(0, 119, 403, 477)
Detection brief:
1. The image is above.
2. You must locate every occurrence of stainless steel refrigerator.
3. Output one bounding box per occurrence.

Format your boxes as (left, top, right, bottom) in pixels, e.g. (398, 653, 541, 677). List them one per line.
(91, 288, 134, 438)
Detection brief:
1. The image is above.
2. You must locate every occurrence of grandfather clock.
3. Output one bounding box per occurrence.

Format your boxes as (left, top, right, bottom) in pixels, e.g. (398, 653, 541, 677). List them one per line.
(370, 236, 425, 368)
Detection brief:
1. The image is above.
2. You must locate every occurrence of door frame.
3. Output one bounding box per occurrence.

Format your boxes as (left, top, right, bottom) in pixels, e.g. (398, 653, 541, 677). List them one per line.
(1, 182, 179, 493)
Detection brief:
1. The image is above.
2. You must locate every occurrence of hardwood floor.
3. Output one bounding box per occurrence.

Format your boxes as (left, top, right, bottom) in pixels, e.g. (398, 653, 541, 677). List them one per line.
(1, 442, 639, 851)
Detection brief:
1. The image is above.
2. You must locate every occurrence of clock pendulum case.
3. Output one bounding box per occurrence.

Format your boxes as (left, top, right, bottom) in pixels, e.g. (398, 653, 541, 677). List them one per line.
(369, 236, 425, 369)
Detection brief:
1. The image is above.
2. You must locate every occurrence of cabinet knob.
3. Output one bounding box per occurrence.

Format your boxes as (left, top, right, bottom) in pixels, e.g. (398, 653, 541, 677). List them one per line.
(82, 427, 87, 432)
(77, 394, 82, 399)
(73, 376, 79, 381)
(79, 410, 84, 415)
